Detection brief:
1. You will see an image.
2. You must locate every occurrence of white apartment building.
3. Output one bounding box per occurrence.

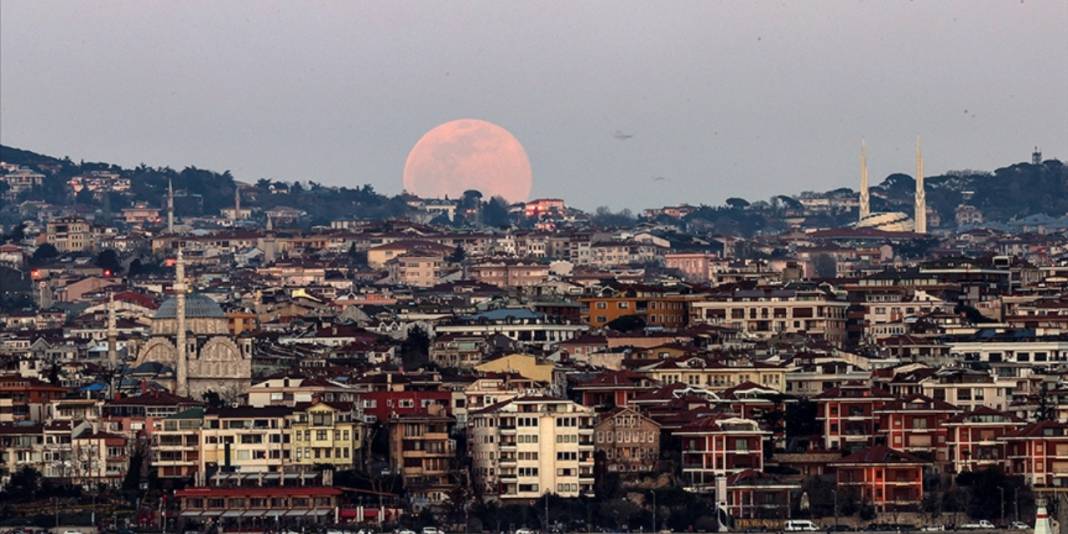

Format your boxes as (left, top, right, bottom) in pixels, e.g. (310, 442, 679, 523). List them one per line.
(469, 397, 595, 500)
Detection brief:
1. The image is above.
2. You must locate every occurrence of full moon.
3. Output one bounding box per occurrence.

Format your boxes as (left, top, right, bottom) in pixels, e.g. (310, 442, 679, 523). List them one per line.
(402, 119, 533, 203)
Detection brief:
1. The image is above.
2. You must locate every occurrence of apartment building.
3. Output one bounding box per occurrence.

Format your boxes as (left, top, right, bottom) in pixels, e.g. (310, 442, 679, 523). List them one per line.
(1002, 421, 1068, 487)
(152, 407, 204, 481)
(386, 253, 447, 288)
(388, 404, 457, 507)
(46, 216, 93, 253)
(470, 260, 551, 288)
(831, 446, 924, 512)
(580, 286, 693, 329)
(675, 415, 767, 493)
(290, 401, 362, 469)
(429, 334, 490, 368)
(874, 395, 960, 463)
(690, 286, 849, 347)
(199, 407, 293, 481)
(944, 407, 1025, 474)
(815, 382, 894, 451)
(469, 397, 595, 500)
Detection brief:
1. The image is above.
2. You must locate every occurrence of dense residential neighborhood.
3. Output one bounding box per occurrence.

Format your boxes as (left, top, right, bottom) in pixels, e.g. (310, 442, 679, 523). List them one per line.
(0, 147, 1068, 533)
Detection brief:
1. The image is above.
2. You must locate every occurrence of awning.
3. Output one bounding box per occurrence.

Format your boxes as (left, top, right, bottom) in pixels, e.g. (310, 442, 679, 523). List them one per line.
(222, 510, 244, 518)
(308, 509, 332, 516)
(179, 511, 202, 518)
(242, 510, 266, 518)
(264, 510, 285, 518)
(285, 510, 310, 517)
(201, 510, 223, 517)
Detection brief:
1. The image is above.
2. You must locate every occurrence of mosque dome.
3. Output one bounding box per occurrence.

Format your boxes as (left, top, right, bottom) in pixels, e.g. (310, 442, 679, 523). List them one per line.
(154, 294, 226, 320)
(856, 211, 915, 232)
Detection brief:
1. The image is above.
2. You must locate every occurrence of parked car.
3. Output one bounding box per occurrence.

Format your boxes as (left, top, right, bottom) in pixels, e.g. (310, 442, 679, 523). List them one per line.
(421, 528, 444, 534)
(1010, 521, 1031, 530)
(784, 520, 820, 531)
(922, 525, 946, 532)
(960, 520, 996, 530)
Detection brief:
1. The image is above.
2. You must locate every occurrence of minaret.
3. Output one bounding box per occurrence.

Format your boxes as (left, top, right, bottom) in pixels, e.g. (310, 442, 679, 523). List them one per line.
(234, 186, 241, 214)
(1032, 146, 1042, 165)
(914, 137, 927, 234)
(107, 292, 118, 369)
(859, 140, 871, 222)
(167, 179, 175, 233)
(174, 247, 189, 397)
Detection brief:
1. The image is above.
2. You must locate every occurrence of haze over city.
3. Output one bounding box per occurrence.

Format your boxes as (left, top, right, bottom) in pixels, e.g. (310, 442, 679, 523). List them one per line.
(2, 0, 1066, 209)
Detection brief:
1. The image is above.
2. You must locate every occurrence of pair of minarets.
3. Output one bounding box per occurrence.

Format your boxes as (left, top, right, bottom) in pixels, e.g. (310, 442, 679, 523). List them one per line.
(858, 138, 926, 234)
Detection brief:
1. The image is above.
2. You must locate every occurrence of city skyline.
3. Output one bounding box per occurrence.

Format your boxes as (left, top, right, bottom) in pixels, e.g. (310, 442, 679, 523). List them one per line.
(1, 1, 1065, 209)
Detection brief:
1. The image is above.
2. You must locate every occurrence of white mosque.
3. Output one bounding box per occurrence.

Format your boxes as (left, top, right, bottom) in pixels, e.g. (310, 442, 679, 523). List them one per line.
(134, 249, 252, 398)
(854, 138, 928, 234)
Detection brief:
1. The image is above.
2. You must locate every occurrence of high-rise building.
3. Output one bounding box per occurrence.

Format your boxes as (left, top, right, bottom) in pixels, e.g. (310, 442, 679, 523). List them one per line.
(468, 397, 595, 500)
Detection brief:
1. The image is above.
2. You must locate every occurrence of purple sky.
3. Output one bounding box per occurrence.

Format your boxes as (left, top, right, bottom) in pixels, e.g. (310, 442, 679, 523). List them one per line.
(2, 1, 1065, 209)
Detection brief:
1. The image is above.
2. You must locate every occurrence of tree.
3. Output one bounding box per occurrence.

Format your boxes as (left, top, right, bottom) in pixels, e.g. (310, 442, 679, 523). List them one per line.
(725, 197, 750, 210)
(401, 325, 430, 367)
(3, 466, 42, 500)
(448, 244, 466, 263)
(605, 314, 646, 333)
(95, 249, 121, 274)
(30, 243, 59, 266)
(481, 196, 511, 227)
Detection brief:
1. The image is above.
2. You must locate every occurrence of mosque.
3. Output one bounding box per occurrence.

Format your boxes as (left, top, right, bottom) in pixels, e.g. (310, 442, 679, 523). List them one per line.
(854, 139, 928, 233)
(133, 249, 252, 398)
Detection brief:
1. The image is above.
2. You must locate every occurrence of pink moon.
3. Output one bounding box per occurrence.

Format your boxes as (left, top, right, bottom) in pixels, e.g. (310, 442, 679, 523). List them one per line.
(402, 119, 533, 203)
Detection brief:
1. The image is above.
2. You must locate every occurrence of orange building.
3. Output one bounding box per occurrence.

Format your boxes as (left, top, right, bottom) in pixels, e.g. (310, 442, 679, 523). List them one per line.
(580, 287, 693, 329)
(874, 394, 960, 463)
(944, 406, 1024, 474)
(814, 382, 894, 451)
(831, 446, 924, 512)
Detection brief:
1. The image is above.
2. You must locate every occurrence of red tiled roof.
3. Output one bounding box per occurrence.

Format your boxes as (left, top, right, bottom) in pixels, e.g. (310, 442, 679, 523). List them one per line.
(831, 445, 925, 465)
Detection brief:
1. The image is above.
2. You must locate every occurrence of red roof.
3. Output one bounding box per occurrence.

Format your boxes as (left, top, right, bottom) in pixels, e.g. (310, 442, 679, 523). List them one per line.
(831, 445, 925, 465)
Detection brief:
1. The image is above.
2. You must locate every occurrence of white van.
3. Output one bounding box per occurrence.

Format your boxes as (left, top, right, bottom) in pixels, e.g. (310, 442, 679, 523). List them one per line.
(784, 520, 821, 532)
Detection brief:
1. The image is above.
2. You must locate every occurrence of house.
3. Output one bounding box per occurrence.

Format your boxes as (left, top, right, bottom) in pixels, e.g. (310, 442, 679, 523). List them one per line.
(593, 407, 661, 473)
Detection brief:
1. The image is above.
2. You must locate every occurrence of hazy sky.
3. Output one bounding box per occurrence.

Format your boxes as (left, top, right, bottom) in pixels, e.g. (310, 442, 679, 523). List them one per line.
(2, 1, 1065, 209)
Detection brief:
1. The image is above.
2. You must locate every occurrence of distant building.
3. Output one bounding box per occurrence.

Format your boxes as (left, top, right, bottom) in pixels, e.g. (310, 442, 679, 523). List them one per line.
(46, 216, 93, 252)
(955, 204, 984, 226)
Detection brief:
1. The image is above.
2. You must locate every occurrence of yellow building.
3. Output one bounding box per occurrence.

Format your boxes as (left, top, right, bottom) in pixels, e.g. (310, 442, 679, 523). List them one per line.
(474, 353, 555, 383)
(290, 401, 363, 468)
